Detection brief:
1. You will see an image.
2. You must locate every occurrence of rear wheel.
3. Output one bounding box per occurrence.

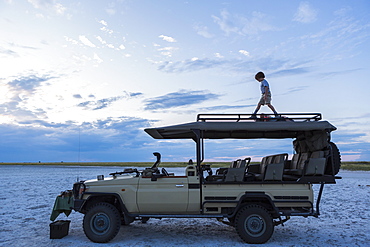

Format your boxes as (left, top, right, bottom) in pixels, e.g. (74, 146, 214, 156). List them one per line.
(235, 205, 274, 244)
(83, 202, 121, 243)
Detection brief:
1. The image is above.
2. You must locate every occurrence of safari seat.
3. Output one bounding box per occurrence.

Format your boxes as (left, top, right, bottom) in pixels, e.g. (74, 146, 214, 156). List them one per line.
(283, 151, 327, 180)
(224, 157, 251, 182)
(284, 153, 309, 176)
(304, 151, 326, 176)
(215, 159, 240, 176)
(253, 153, 288, 181)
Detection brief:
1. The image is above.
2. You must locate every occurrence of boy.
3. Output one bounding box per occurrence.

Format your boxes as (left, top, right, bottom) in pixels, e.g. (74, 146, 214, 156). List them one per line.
(251, 71, 278, 117)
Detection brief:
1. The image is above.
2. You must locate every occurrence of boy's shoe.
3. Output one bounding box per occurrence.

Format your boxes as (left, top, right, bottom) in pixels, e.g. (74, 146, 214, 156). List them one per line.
(249, 114, 257, 119)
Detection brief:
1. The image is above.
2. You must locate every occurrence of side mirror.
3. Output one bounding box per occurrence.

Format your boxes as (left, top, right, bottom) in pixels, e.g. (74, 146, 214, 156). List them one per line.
(151, 173, 164, 181)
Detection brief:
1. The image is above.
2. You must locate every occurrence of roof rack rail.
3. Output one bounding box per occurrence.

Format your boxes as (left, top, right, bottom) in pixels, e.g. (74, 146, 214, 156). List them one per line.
(197, 113, 322, 122)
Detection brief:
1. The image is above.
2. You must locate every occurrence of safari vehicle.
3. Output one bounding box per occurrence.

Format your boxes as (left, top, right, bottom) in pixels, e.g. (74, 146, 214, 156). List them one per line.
(51, 113, 341, 244)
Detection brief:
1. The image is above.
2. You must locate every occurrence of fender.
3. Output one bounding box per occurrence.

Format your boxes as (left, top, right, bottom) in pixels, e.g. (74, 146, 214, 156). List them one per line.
(75, 192, 130, 215)
(230, 192, 280, 218)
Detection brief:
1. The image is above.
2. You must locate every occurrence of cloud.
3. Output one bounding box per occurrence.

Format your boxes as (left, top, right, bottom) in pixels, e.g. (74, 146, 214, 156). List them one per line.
(0, 42, 39, 58)
(293, 2, 318, 24)
(1, 74, 55, 121)
(99, 20, 108, 26)
(7, 74, 53, 92)
(214, 53, 224, 58)
(27, 0, 66, 15)
(193, 24, 214, 38)
(157, 56, 311, 76)
(105, 2, 116, 16)
(159, 35, 177, 43)
(129, 92, 143, 97)
(93, 53, 103, 63)
(77, 91, 142, 110)
(157, 46, 178, 57)
(79, 35, 96, 48)
(200, 104, 251, 111)
(0, 116, 153, 162)
(157, 58, 228, 73)
(0, 47, 18, 57)
(240, 11, 277, 35)
(73, 94, 82, 99)
(78, 96, 124, 110)
(273, 86, 310, 97)
(331, 132, 370, 161)
(269, 67, 311, 77)
(212, 9, 277, 37)
(99, 20, 114, 34)
(315, 68, 363, 79)
(212, 10, 239, 36)
(239, 50, 251, 57)
(144, 90, 220, 110)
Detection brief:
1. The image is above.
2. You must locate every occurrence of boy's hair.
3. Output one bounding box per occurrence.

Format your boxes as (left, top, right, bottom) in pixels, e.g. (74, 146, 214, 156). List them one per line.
(255, 71, 265, 80)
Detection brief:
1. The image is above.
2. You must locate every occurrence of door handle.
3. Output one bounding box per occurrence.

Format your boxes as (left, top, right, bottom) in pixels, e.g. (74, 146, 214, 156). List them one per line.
(176, 184, 184, 187)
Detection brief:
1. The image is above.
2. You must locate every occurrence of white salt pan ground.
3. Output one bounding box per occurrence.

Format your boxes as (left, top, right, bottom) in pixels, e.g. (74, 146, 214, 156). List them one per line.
(0, 165, 369, 246)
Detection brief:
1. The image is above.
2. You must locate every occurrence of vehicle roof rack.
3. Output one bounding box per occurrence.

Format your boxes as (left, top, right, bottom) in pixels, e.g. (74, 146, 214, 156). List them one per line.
(197, 113, 322, 122)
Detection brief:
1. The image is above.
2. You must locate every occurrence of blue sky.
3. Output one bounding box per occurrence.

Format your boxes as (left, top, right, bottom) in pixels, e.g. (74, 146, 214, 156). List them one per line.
(1, 0, 370, 163)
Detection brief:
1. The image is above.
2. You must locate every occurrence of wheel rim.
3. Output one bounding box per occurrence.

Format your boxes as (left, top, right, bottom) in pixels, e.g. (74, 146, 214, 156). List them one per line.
(244, 214, 266, 237)
(90, 212, 110, 235)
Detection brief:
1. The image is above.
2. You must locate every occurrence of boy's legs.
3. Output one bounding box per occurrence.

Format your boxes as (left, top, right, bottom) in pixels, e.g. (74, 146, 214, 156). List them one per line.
(252, 94, 278, 115)
(267, 103, 278, 115)
(252, 103, 262, 115)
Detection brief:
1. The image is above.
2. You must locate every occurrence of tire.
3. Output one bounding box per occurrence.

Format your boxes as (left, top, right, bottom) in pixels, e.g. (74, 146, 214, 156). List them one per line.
(235, 205, 274, 244)
(326, 142, 341, 175)
(83, 202, 121, 243)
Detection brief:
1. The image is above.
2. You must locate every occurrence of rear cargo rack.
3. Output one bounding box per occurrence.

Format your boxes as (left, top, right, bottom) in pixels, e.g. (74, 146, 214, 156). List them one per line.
(197, 113, 322, 122)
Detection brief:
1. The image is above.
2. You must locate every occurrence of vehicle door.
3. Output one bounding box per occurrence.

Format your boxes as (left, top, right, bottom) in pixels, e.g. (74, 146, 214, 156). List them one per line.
(137, 175, 189, 213)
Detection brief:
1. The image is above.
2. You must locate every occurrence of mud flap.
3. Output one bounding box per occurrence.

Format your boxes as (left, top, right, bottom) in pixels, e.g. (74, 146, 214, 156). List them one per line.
(50, 190, 74, 221)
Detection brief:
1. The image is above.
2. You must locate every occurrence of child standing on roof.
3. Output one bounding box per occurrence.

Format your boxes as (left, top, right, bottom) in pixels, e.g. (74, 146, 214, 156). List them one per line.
(251, 71, 279, 117)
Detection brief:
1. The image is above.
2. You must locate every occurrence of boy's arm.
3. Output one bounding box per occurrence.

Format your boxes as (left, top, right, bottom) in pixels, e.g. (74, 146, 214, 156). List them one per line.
(264, 86, 269, 100)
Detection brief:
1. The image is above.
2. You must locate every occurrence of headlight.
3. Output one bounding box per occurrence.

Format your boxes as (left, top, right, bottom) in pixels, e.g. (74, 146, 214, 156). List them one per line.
(73, 182, 88, 199)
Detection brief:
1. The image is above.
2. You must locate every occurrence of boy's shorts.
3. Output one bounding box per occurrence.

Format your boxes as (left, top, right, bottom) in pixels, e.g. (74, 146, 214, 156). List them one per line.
(258, 93, 271, 105)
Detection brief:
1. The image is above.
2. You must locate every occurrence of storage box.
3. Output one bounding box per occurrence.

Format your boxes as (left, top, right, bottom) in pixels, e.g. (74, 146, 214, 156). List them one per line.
(50, 220, 70, 239)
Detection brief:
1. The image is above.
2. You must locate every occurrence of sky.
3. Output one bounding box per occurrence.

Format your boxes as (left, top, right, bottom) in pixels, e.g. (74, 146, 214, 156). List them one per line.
(1, 0, 370, 163)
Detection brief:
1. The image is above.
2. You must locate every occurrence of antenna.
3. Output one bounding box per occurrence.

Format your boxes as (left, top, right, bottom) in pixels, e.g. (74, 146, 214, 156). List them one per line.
(77, 125, 81, 182)
(78, 125, 81, 163)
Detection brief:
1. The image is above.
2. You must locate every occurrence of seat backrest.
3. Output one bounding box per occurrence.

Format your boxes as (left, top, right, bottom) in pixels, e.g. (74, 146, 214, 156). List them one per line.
(259, 154, 282, 174)
(272, 153, 288, 164)
(290, 154, 300, 169)
(236, 159, 246, 168)
(297, 153, 309, 170)
(236, 157, 251, 168)
(264, 163, 284, 181)
(267, 156, 274, 164)
(263, 154, 287, 181)
(259, 157, 268, 173)
(273, 155, 281, 164)
(231, 159, 241, 168)
(224, 166, 247, 182)
(304, 158, 326, 175)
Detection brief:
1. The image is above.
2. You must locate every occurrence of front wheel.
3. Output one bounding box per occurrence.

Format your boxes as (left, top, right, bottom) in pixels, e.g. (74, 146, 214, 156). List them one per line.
(83, 202, 121, 243)
(235, 205, 274, 244)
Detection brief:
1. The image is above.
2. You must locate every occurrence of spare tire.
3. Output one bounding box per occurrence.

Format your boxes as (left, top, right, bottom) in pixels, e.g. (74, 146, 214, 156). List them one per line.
(325, 142, 341, 175)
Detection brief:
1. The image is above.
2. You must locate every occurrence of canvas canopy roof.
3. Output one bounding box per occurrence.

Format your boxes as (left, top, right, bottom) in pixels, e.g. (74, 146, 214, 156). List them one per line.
(144, 120, 337, 140)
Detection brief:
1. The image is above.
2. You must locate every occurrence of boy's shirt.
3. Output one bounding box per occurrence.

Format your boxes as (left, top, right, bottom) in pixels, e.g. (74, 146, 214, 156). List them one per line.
(260, 79, 271, 94)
